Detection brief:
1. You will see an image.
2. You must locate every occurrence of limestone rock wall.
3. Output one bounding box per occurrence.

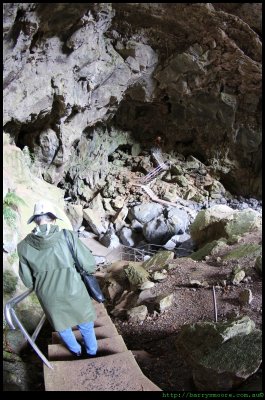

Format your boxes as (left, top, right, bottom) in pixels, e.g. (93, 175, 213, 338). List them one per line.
(3, 132, 72, 329)
(3, 3, 262, 198)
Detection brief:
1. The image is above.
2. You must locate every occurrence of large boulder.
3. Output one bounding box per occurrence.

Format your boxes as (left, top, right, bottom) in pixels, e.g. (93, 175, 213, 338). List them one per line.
(225, 209, 262, 239)
(83, 207, 108, 235)
(190, 205, 261, 247)
(143, 215, 170, 244)
(128, 203, 163, 224)
(176, 316, 262, 391)
(65, 204, 83, 231)
(124, 263, 149, 288)
(166, 208, 189, 234)
(143, 208, 189, 244)
(142, 250, 174, 272)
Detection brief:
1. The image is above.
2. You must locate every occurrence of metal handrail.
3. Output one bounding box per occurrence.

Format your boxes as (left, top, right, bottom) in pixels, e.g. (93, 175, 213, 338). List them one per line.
(4, 289, 53, 369)
(120, 244, 166, 262)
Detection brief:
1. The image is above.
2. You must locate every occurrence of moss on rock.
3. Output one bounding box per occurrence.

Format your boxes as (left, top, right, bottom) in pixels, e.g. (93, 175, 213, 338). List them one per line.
(190, 239, 227, 261)
(142, 250, 174, 271)
(224, 209, 262, 239)
(3, 270, 18, 295)
(124, 263, 149, 286)
(223, 243, 261, 260)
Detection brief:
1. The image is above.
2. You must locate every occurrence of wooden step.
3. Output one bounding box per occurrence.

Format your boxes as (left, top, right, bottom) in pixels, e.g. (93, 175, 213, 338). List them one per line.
(93, 303, 109, 319)
(52, 324, 119, 344)
(43, 351, 162, 391)
(73, 315, 112, 330)
(48, 335, 127, 361)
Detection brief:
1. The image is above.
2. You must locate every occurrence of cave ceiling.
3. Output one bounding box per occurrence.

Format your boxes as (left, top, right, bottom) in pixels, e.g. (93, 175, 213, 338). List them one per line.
(3, 3, 262, 198)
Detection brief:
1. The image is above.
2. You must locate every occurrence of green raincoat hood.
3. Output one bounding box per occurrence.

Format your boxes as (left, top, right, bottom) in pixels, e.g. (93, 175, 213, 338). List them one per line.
(24, 224, 62, 250)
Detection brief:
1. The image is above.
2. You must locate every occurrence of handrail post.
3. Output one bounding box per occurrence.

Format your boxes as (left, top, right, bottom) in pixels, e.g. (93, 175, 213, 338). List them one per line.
(4, 290, 53, 369)
(4, 288, 33, 330)
(10, 309, 53, 369)
(32, 314, 46, 342)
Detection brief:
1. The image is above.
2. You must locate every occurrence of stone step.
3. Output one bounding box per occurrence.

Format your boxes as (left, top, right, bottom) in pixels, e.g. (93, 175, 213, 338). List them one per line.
(48, 335, 127, 361)
(95, 307, 109, 319)
(43, 351, 162, 391)
(52, 324, 119, 344)
(73, 315, 112, 330)
(92, 302, 109, 319)
(92, 300, 106, 310)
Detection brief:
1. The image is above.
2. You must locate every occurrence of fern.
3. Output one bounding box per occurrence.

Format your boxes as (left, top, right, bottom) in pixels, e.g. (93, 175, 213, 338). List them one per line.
(3, 206, 17, 227)
(3, 191, 26, 210)
(3, 191, 26, 227)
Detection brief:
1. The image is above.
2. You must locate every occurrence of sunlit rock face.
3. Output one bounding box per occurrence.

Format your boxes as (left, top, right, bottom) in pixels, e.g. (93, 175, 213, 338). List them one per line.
(3, 3, 262, 198)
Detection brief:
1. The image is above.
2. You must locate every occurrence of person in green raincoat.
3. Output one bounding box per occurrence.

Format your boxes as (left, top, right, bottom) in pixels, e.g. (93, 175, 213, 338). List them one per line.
(17, 200, 98, 357)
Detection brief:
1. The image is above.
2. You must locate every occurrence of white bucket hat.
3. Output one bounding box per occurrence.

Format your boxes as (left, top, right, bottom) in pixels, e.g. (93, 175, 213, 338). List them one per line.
(27, 200, 63, 224)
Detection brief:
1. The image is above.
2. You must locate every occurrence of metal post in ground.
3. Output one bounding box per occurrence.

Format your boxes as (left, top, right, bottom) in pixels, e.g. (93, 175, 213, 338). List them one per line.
(212, 285, 218, 322)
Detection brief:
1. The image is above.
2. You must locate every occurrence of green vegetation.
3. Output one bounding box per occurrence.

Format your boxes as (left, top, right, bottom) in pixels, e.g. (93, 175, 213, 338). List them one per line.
(3, 191, 26, 228)
(3, 206, 17, 227)
(3, 191, 26, 208)
(7, 251, 19, 265)
(3, 270, 18, 294)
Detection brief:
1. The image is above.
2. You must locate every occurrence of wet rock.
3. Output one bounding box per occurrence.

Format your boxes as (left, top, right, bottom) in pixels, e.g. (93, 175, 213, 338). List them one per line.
(130, 219, 144, 231)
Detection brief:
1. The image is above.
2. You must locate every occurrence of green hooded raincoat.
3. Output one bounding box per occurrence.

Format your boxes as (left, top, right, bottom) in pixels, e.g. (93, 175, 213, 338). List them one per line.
(17, 224, 96, 331)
